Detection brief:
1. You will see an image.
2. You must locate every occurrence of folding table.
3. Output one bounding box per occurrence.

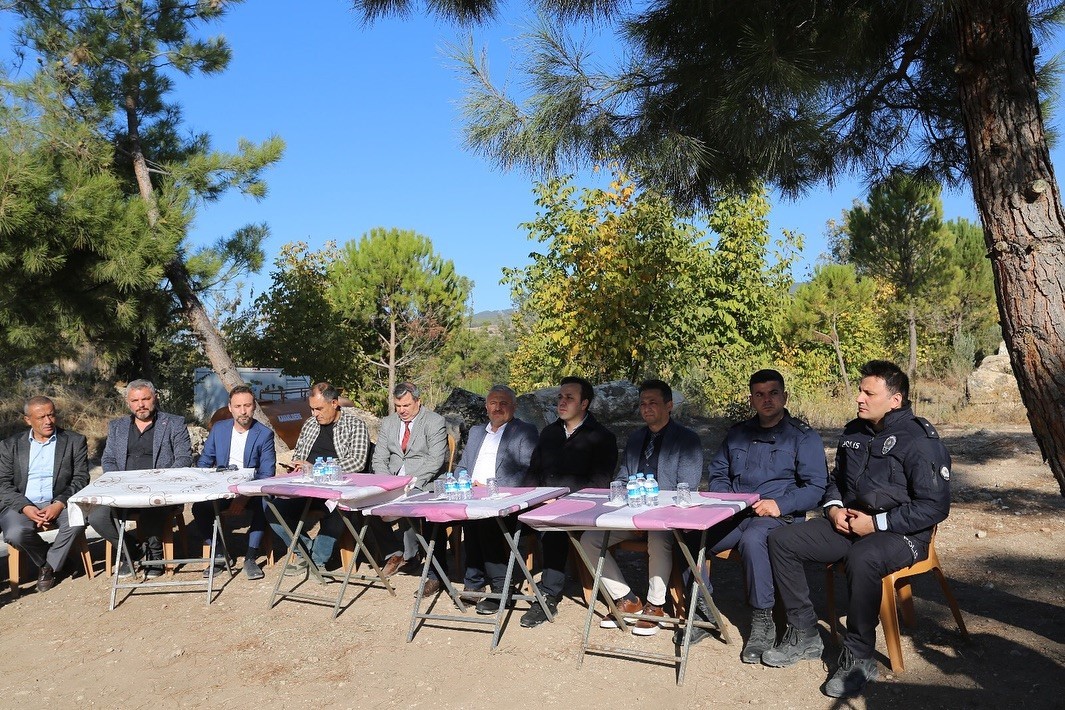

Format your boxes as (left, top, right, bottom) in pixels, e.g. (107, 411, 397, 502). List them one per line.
(67, 466, 254, 610)
(232, 472, 410, 618)
(367, 486, 569, 648)
(518, 488, 759, 684)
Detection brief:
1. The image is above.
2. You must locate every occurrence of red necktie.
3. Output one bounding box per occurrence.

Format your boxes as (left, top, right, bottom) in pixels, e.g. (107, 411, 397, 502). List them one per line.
(401, 422, 411, 453)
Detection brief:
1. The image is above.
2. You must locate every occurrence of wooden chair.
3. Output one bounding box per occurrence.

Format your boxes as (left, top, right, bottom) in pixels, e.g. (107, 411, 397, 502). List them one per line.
(105, 509, 188, 575)
(200, 502, 277, 566)
(576, 534, 688, 614)
(825, 526, 969, 673)
(6, 530, 95, 598)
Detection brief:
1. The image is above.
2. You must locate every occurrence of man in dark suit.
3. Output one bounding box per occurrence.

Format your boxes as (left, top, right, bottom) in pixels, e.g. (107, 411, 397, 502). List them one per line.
(579, 379, 703, 636)
(372, 381, 449, 593)
(192, 385, 276, 580)
(0, 396, 89, 592)
(456, 385, 539, 613)
(521, 376, 618, 628)
(89, 379, 193, 577)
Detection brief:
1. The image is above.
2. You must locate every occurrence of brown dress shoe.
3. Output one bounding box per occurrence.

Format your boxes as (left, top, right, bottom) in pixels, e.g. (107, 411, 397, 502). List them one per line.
(633, 603, 666, 636)
(37, 564, 56, 593)
(416, 578, 444, 597)
(600, 596, 643, 628)
(380, 554, 405, 578)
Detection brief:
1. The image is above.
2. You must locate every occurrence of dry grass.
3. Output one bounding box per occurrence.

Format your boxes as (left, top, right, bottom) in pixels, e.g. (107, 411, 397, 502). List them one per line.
(0, 377, 125, 458)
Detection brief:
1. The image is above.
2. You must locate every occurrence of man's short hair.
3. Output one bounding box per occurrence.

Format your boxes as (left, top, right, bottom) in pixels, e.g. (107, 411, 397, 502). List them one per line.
(126, 379, 156, 396)
(487, 384, 517, 403)
(310, 382, 341, 401)
(859, 360, 909, 400)
(560, 376, 595, 405)
(639, 379, 673, 402)
(393, 381, 420, 400)
(749, 369, 785, 391)
(229, 384, 255, 402)
(24, 395, 54, 415)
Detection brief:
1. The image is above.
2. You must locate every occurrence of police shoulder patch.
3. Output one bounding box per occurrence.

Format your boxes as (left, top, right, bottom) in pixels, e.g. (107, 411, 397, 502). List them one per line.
(939, 466, 951, 481)
(915, 416, 940, 439)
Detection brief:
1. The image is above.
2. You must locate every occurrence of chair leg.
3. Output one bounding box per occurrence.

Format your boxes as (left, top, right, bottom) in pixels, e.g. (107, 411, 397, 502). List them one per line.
(105, 541, 114, 577)
(897, 579, 917, 628)
(77, 534, 95, 580)
(880, 576, 905, 673)
(447, 525, 462, 574)
(338, 526, 355, 571)
(933, 568, 970, 638)
(8, 547, 21, 598)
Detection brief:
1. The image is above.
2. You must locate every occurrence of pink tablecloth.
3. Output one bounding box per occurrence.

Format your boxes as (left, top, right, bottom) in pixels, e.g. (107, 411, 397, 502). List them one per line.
(518, 488, 759, 531)
(231, 472, 411, 510)
(367, 487, 569, 523)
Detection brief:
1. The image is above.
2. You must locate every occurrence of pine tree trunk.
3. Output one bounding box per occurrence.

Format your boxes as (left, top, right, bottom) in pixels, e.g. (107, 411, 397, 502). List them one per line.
(953, 0, 1065, 494)
(907, 301, 918, 382)
(387, 314, 398, 414)
(124, 95, 290, 452)
(830, 316, 851, 395)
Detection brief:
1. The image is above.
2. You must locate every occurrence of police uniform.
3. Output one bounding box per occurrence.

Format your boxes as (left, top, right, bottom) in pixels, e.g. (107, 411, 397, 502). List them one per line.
(767, 404, 951, 659)
(697, 410, 828, 610)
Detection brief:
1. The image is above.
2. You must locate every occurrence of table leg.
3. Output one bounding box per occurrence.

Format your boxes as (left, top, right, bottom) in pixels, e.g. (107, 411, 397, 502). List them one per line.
(495, 520, 553, 621)
(108, 511, 137, 611)
(406, 520, 463, 643)
(204, 500, 236, 605)
(329, 513, 396, 619)
(266, 498, 320, 608)
(673, 529, 731, 645)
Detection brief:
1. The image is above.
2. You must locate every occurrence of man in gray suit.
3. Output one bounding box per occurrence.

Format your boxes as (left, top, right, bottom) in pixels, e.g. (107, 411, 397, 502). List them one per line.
(89, 379, 193, 578)
(456, 385, 538, 613)
(0, 396, 89, 592)
(372, 381, 449, 593)
(579, 379, 703, 636)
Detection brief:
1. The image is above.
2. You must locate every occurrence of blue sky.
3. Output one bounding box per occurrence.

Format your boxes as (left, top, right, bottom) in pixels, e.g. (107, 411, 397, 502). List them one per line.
(3, 2, 1061, 313)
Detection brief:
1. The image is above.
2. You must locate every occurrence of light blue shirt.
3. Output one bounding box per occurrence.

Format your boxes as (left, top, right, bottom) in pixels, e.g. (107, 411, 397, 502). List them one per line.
(26, 431, 57, 507)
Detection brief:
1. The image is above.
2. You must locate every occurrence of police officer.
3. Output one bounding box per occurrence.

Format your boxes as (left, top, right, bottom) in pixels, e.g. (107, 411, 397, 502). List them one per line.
(685, 369, 828, 661)
(762, 360, 951, 698)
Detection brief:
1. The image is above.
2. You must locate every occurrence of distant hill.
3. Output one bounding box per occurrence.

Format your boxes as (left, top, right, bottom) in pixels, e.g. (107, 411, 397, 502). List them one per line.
(471, 309, 512, 326)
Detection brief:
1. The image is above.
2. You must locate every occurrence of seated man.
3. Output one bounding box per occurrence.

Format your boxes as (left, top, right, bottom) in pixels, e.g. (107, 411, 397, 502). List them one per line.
(89, 379, 192, 577)
(763, 360, 950, 698)
(372, 382, 449, 594)
(688, 369, 827, 660)
(0, 396, 89, 592)
(192, 385, 276, 580)
(457, 385, 538, 613)
(271, 382, 371, 571)
(521, 376, 618, 628)
(579, 379, 702, 635)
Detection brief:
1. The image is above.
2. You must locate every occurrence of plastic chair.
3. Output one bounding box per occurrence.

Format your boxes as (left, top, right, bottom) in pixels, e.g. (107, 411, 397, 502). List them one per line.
(7, 530, 95, 597)
(825, 526, 969, 672)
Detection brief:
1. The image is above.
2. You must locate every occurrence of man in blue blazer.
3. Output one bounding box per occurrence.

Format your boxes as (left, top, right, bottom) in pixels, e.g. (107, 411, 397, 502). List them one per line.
(0, 396, 89, 592)
(456, 385, 538, 613)
(192, 385, 276, 580)
(89, 379, 193, 577)
(579, 379, 703, 636)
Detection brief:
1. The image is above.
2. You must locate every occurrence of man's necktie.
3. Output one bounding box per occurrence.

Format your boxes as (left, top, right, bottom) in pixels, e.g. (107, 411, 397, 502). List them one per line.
(401, 422, 411, 452)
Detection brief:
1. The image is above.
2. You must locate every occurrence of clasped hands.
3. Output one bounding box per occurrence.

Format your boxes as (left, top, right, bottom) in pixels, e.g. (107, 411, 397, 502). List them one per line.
(22, 501, 64, 530)
(828, 506, 874, 536)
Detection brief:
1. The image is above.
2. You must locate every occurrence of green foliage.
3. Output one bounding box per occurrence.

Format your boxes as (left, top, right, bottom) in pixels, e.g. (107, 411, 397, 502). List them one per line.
(0, 80, 165, 366)
(784, 263, 884, 393)
(226, 241, 366, 391)
(328, 228, 471, 411)
(504, 168, 795, 407)
(3, 0, 284, 385)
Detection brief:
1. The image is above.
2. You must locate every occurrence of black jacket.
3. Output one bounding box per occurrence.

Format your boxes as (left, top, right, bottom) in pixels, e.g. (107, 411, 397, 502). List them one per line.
(824, 405, 950, 544)
(528, 412, 618, 491)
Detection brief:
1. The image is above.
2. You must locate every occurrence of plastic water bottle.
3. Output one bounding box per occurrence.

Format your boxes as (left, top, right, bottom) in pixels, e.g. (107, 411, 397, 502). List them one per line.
(457, 468, 472, 501)
(327, 457, 340, 483)
(313, 457, 325, 482)
(627, 474, 642, 508)
(444, 471, 458, 501)
(635, 473, 648, 507)
(644, 473, 660, 507)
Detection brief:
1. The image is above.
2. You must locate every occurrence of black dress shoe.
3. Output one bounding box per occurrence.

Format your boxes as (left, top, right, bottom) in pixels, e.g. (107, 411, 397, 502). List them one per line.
(37, 564, 56, 592)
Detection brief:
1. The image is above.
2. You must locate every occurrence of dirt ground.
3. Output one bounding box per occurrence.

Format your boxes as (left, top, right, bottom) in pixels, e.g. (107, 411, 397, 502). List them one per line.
(1, 424, 1063, 709)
